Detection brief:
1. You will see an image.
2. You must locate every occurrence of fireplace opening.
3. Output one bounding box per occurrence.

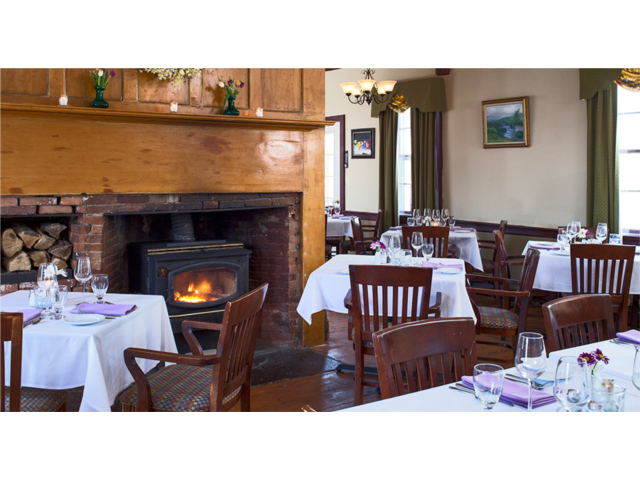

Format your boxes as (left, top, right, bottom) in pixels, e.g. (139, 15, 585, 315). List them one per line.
(173, 266, 237, 304)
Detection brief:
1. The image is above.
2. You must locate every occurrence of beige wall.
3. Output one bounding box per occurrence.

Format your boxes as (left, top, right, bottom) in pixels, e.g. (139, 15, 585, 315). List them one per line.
(325, 68, 587, 229)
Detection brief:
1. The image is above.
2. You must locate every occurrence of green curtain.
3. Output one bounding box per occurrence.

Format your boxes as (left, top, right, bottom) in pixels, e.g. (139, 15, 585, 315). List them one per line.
(587, 83, 619, 233)
(378, 110, 399, 233)
(410, 108, 437, 211)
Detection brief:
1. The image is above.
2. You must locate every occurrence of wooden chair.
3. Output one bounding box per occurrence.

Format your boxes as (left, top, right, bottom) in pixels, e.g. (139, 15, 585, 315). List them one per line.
(118, 284, 268, 412)
(400, 226, 449, 258)
(570, 244, 635, 332)
(350, 216, 377, 254)
(478, 220, 508, 273)
(542, 294, 615, 353)
(465, 248, 541, 356)
(558, 226, 606, 242)
(1, 313, 67, 412)
(349, 265, 433, 405)
(361, 209, 383, 240)
(372, 318, 477, 399)
(325, 214, 350, 259)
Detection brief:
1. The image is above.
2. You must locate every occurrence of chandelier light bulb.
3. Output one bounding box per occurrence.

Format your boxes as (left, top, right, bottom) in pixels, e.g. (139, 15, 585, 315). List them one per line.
(340, 82, 357, 95)
(352, 86, 362, 97)
(358, 78, 375, 93)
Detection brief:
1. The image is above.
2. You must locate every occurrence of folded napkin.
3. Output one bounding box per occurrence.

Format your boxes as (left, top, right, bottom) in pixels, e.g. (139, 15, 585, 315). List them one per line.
(332, 215, 352, 219)
(450, 228, 473, 233)
(421, 261, 463, 270)
(15, 308, 42, 323)
(389, 226, 402, 231)
(529, 243, 557, 250)
(70, 303, 137, 316)
(616, 329, 640, 345)
(462, 375, 555, 409)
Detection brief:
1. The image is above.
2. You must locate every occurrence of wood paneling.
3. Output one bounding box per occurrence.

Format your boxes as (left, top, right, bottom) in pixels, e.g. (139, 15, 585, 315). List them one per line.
(261, 69, 302, 112)
(203, 69, 250, 111)
(65, 68, 123, 101)
(1, 68, 48, 95)
(137, 71, 189, 104)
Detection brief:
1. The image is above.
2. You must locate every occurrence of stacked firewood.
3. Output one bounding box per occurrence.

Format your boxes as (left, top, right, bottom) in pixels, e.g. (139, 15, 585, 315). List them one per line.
(1, 222, 72, 272)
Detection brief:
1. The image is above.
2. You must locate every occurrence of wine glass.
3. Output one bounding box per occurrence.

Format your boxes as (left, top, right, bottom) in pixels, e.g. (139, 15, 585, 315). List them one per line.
(74, 254, 93, 303)
(415, 213, 424, 226)
(556, 233, 568, 251)
(51, 285, 68, 321)
(596, 223, 607, 244)
(421, 243, 434, 262)
(553, 356, 591, 412)
(432, 209, 440, 226)
(407, 216, 416, 226)
(91, 274, 109, 304)
(400, 249, 413, 266)
(423, 208, 432, 225)
(442, 209, 450, 224)
(473, 364, 505, 411)
(514, 332, 547, 411)
(412, 209, 420, 222)
(448, 216, 456, 228)
(570, 221, 581, 243)
(333, 202, 341, 216)
(411, 232, 424, 258)
(387, 235, 402, 265)
(37, 263, 57, 319)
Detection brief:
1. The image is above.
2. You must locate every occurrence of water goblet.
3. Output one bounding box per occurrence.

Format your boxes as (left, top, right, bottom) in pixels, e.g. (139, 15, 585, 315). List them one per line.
(411, 232, 424, 258)
(91, 274, 109, 304)
(415, 215, 424, 226)
(400, 249, 413, 266)
(448, 216, 456, 228)
(596, 223, 607, 244)
(421, 243, 434, 262)
(442, 209, 450, 223)
(515, 332, 546, 411)
(412, 209, 420, 221)
(432, 209, 441, 226)
(423, 209, 432, 224)
(333, 203, 341, 216)
(51, 285, 68, 321)
(570, 221, 581, 243)
(473, 364, 505, 411)
(407, 216, 416, 226)
(557, 233, 568, 251)
(74, 254, 93, 303)
(553, 356, 590, 412)
(387, 235, 402, 266)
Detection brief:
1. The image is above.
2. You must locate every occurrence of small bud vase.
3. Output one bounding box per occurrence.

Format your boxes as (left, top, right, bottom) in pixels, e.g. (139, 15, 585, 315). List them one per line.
(223, 95, 240, 116)
(90, 85, 109, 109)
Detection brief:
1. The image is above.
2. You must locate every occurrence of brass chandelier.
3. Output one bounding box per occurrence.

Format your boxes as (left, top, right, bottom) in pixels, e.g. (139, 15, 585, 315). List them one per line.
(339, 69, 397, 105)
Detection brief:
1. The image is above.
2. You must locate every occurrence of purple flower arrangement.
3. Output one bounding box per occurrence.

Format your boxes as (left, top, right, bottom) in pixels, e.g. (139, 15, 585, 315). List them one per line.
(577, 348, 610, 375)
(90, 69, 116, 87)
(370, 241, 386, 251)
(218, 77, 245, 103)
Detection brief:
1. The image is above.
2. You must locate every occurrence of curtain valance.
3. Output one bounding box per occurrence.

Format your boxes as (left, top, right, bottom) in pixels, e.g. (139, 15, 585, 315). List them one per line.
(580, 69, 623, 100)
(371, 77, 447, 117)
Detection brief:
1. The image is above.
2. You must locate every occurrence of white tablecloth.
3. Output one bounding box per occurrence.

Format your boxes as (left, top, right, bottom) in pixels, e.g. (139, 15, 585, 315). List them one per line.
(381, 227, 483, 271)
(327, 217, 354, 238)
(1, 291, 177, 412)
(522, 241, 640, 294)
(340, 342, 640, 412)
(297, 254, 476, 324)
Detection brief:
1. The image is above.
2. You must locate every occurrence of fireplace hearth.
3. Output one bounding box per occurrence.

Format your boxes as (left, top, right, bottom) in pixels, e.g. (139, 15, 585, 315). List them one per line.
(129, 239, 251, 332)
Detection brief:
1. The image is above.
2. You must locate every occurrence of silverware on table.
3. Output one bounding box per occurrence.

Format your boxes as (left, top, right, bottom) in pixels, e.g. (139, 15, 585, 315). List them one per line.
(449, 383, 516, 408)
(25, 316, 42, 328)
(77, 308, 116, 320)
(505, 373, 553, 390)
(610, 338, 639, 348)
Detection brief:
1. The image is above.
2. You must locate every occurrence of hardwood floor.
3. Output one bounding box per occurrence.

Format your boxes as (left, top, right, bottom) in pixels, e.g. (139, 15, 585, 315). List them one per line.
(249, 302, 548, 412)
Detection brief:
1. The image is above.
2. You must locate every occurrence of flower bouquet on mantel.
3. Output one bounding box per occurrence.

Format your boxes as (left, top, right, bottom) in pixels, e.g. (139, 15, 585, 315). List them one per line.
(89, 69, 116, 108)
(218, 77, 245, 116)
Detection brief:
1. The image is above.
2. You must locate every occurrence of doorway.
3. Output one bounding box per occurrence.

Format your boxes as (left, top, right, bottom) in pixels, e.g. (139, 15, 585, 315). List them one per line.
(325, 115, 346, 209)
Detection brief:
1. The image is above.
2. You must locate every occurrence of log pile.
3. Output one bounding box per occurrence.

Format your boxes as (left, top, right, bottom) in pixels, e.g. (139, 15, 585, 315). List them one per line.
(1, 222, 71, 272)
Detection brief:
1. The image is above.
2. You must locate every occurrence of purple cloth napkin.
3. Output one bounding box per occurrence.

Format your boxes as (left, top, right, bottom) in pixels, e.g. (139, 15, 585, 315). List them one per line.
(461, 376, 555, 408)
(616, 329, 640, 345)
(529, 244, 557, 250)
(421, 261, 463, 270)
(15, 309, 42, 323)
(70, 303, 137, 316)
(389, 226, 402, 231)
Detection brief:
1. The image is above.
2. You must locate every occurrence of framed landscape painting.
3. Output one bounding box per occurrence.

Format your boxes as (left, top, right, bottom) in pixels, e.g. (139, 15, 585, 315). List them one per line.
(351, 128, 375, 158)
(482, 97, 530, 148)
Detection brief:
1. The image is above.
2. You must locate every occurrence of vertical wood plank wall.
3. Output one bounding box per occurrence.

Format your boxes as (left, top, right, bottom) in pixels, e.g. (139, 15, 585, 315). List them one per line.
(0, 68, 326, 346)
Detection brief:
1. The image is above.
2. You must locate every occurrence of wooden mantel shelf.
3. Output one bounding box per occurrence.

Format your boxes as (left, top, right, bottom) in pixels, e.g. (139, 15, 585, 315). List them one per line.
(0, 103, 334, 132)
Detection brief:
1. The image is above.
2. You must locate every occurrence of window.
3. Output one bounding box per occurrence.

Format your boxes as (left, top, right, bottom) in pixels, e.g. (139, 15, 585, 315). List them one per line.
(397, 108, 412, 213)
(618, 87, 640, 232)
(324, 130, 336, 205)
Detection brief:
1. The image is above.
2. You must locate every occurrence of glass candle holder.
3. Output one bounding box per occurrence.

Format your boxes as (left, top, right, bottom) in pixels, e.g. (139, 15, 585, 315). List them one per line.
(256, 108, 264, 117)
(590, 382, 626, 412)
(170, 102, 178, 113)
(59, 95, 68, 106)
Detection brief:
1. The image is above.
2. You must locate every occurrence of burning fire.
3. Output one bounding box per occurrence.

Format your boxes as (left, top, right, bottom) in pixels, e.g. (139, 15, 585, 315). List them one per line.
(174, 280, 224, 303)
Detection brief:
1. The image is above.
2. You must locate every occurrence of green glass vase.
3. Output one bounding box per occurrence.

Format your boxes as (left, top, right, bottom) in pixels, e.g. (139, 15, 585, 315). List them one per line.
(90, 85, 109, 109)
(223, 95, 239, 116)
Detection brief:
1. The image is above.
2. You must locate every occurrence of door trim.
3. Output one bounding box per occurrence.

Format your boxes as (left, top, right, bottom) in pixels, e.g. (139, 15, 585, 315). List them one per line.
(325, 114, 346, 209)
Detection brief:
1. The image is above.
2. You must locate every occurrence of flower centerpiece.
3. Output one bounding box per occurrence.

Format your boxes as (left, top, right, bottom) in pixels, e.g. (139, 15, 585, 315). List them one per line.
(142, 69, 202, 90)
(89, 69, 116, 108)
(577, 348, 610, 375)
(217, 77, 245, 116)
(576, 228, 590, 241)
(370, 240, 387, 264)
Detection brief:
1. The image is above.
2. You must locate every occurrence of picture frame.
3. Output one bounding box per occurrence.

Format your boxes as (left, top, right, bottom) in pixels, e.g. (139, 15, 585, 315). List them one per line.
(482, 97, 530, 148)
(351, 128, 375, 158)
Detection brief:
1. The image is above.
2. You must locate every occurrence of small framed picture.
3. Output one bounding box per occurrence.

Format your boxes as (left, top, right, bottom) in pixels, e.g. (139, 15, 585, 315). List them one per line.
(351, 128, 375, 158)
(482, 97, 530, 148)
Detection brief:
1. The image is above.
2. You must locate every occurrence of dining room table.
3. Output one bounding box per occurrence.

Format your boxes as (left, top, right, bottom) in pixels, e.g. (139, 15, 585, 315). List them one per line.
(522, 241, 640, 294)
(338, 338, 640, 412)
(326, 215, 355, 238)
(1, 290, 177, 412)
(297, 254, 477, 324)
(380, 226, 484, 271)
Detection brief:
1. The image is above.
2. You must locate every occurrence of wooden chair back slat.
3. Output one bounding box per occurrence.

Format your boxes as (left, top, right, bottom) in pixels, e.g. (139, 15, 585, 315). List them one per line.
(543, 294, 616, 352)
(372, 318, 477, 399)
(1, 312, 24, 412)
(401, 226, 450, 258)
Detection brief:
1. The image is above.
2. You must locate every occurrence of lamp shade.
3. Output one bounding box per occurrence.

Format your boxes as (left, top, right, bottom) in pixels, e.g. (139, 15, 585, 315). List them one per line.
(340, 82, 357, 95)
(378, 80, 397, 93)
(377, 86, 385, 94)
(358, 78, 376, 92)
(352, 86, 362, 96)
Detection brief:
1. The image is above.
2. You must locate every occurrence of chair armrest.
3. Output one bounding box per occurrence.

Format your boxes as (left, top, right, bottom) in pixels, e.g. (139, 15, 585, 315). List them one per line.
(465, 273, 519, 287)
(507, 255, 525, 260)
(344, 290, 353, 310)
(466, 286, 530, 298)
(428, 292, 442, 313)
(181, 320, 223, 356)
(478, 244, 497, 250)
(501, 259, 524, 267)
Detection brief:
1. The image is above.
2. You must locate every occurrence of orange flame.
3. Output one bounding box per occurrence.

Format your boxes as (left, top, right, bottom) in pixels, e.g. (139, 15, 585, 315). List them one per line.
(174, 279, 223, 303)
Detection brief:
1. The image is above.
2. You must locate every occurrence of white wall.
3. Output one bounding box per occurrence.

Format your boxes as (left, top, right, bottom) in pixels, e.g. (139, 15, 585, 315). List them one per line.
(325, 68, 587, 229)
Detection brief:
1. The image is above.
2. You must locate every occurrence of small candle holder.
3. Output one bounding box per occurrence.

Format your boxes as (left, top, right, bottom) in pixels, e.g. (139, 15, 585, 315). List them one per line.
(59, 95, 68, 106)
(170, 101, 178, 113)
(256, 107, 264, 118)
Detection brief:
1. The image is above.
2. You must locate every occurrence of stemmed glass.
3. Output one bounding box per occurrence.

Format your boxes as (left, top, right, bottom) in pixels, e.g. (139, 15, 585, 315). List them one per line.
(596, 223, 608, 244)
(51, 285, 68, 321)
(411, 232, 424, 258)
(570, 221, 581, 243)
(448, 216, 456, 228)
(432, 209, 440, 226)
(557, 233, 568, 251)
(423, 208, 432, 225)
(74, 254, 93, 303)
(421, 243, 434, 261)
(441, 209, 450, 226)
(514, 332, 547, 411)
(387, 235, 402, 265)
(473, 364, 505, 411)
(333, 202, 341, 216)
(553, 356, 591, 412)
(91, 274, 109, 304)
(407, 216, 416, 226)
(37, 263, 57, 319)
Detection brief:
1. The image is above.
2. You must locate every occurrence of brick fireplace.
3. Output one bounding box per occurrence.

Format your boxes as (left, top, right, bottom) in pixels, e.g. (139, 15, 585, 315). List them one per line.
(0, 192, 303, 347)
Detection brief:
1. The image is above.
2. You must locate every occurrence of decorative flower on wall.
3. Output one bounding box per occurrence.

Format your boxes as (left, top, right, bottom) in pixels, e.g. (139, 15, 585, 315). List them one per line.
(142, 69, 202, 90)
